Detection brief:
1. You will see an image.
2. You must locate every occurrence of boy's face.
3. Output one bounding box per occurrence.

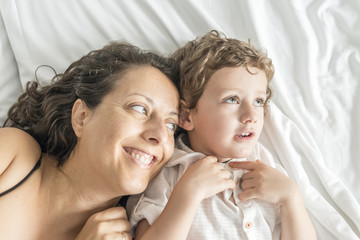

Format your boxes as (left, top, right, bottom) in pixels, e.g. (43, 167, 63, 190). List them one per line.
(184, 66, 267, 160)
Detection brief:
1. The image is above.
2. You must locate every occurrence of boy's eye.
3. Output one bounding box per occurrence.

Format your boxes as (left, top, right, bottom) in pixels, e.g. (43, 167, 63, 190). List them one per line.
(254, 98, 265, 107)
(131, 105, 147, 115)
(165, 122, 178, 132)
(224, 96, 239, 104)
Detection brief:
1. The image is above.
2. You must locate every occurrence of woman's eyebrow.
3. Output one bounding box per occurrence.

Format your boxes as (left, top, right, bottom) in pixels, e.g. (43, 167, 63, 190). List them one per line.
(127, 93, 154, 104)
(169, 111, 179, 117)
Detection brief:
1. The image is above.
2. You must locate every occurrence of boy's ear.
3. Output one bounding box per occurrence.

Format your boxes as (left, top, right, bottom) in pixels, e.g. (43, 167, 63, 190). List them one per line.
(72, 99, 90, 137)
(179, 99, 194, 131)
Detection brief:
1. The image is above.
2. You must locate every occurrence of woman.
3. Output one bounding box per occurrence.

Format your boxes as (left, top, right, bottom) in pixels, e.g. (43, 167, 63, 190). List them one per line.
(0, 42, 180, 239)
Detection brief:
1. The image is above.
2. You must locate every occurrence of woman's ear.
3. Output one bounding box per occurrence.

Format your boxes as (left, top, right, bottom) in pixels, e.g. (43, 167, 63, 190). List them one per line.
(179, 99, 194, 131)
(72, 99, 90, 137)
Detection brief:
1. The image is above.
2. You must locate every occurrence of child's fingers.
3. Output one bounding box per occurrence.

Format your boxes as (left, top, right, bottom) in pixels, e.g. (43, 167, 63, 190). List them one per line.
(225, 178, 236, 189)
(215, 178, 236, 193)
(211, 165, 236, 190)
(239, 177, 257, 191)
(220, 167, 233, 179)
(240, 170, 257, 180)
(238, 188, 258, 200)
(228, 160, 261, 170)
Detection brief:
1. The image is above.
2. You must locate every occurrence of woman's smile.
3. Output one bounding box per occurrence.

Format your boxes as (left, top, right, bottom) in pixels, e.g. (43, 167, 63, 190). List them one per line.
(124, 146, 156, 169)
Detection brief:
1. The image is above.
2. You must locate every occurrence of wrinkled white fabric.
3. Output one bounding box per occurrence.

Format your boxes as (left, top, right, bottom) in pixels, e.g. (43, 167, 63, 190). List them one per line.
(260, 103, 360, 239)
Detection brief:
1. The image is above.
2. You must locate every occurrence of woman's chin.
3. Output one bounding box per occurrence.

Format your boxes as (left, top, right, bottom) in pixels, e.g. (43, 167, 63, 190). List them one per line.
(126, 180, 149, 195)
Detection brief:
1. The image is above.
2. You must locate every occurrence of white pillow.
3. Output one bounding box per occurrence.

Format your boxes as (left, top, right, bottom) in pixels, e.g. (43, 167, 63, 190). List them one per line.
(0, 11, 23, 124)
(0, 0, 208, 87)
(1, 0, 252, 86)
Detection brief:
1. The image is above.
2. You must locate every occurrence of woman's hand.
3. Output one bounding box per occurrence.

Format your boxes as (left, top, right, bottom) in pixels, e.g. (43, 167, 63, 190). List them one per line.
(178, 156, 236, 204)
(75, 207, 131, 240)
(229, 160, 300, 206)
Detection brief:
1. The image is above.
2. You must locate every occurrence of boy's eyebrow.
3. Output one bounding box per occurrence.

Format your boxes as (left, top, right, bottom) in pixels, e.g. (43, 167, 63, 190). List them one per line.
(218, 88, 266, 95)
(255, 90, 267, 95)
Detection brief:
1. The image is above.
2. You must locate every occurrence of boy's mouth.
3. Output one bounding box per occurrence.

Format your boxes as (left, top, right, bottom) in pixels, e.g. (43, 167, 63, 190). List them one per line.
(233, 131, 255, 141)
(240, 132, 252, 137)
(238, 131, 254, 138)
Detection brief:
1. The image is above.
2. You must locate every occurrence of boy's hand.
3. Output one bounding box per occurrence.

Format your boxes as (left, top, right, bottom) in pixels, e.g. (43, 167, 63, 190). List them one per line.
(75, 207, 131, 240)
(178, 156, 236, 203)
(229, 160, 300, 206)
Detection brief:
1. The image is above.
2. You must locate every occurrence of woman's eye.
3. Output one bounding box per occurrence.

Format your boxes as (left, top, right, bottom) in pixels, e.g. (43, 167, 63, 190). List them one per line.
(254, 98, 265, 107)
(131, 105, 147, 115)
(224, 96, 239, 104)
(165, 122, 178, 132)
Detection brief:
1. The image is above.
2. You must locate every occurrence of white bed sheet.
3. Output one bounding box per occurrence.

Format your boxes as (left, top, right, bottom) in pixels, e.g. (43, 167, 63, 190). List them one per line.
(0, 1, 359, 239)
(0, 6, 22, 123)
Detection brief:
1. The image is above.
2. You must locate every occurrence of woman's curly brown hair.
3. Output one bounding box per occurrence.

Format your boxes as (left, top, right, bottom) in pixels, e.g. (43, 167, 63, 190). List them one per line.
(3, 42, 178, 166)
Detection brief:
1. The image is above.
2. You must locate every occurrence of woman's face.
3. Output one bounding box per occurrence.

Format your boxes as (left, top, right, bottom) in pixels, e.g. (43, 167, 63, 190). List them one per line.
(78, 66, 179, 195)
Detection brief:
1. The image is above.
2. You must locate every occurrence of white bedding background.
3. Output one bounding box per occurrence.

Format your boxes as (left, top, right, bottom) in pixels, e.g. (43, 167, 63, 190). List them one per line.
(0, 1, 359, 239)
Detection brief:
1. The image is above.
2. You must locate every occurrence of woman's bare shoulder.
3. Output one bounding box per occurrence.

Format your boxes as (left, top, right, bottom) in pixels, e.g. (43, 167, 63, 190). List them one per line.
(0, 127, 41, 178)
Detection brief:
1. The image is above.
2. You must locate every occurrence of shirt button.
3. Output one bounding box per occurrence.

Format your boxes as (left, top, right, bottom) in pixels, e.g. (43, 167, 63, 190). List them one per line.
(245, 221, 252, 229)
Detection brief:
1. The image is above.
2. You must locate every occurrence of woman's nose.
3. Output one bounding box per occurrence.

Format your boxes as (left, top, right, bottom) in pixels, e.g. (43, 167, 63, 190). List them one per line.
(143, 117, 168, 144)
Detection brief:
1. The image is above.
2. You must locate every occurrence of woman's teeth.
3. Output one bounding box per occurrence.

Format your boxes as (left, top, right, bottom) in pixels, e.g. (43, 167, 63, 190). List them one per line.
(131, 152, 152, 165)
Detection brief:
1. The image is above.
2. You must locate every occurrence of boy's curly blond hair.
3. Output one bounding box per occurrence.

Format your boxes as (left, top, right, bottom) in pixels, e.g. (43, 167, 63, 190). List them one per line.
(172, 30, 274, 111)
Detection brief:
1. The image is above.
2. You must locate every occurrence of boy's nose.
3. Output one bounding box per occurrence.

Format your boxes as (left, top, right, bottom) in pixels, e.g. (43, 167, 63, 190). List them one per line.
(239, 103, 257, 124)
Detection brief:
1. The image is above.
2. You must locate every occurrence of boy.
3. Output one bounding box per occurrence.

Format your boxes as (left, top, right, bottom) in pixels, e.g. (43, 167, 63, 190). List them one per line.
(127, 30, 316, 240)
